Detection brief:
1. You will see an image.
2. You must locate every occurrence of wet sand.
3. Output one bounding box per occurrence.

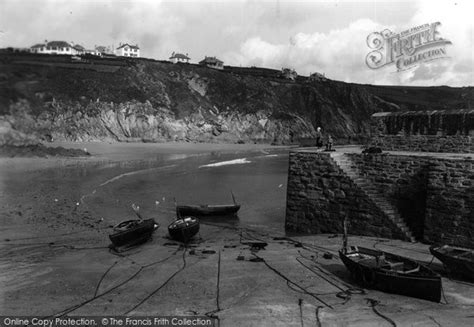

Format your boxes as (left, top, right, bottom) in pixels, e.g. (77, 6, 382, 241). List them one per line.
(1, 142, 473, 326)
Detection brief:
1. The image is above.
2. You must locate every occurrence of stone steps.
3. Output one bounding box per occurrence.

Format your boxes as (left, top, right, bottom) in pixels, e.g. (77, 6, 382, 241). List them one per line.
(331, 153, 416, 242)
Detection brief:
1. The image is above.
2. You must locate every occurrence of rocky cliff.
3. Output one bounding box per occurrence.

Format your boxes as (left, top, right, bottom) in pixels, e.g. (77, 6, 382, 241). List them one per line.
(1, 53, 473, 146)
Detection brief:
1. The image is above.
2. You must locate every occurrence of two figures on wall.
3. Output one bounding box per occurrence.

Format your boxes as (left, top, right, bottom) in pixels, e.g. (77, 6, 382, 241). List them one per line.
(316, 126, 334, 151)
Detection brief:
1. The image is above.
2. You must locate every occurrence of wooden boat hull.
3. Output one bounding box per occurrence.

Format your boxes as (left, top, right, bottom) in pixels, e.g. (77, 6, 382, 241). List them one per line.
(109, 219, 157, 247)
(339, 246, 441, 302)
(430, 245, 474, 281)
(176, 204, 240, 217)
(168, 217, 200, 243)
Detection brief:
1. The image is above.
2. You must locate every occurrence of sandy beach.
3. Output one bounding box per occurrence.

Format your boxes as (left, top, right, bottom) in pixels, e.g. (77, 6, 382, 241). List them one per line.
(1, 142, 473, 326)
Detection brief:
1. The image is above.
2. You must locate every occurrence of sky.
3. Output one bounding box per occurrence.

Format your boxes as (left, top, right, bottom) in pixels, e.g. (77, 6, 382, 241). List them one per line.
(1, 0, 473, 86)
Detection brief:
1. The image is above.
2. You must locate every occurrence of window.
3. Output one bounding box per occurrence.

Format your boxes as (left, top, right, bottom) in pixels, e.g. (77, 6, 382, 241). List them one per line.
(52, 47, 57, 50)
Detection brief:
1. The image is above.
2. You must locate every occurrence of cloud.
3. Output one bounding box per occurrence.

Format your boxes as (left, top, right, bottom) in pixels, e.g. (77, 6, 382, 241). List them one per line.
(0, 0, 184, 58)
(224, 1, 473, 86)
(223, 18, 398, 84)
(406, 0, 474, 86)
(0, 0, 471, 86)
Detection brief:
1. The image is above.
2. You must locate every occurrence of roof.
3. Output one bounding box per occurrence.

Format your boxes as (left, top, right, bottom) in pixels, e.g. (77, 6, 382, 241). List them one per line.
(170, 52, 190, 60)
(95, 46, 108, 52)
(46, 41, 72, 48)
(31, 43, 45, 48)
(72, 44, 85, 51)
(199, 56, 223, 65)
(117, 43, 140, 50)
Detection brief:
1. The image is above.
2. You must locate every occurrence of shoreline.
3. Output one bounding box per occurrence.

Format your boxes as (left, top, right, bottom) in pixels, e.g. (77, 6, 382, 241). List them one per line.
(0, 141, 296, 173)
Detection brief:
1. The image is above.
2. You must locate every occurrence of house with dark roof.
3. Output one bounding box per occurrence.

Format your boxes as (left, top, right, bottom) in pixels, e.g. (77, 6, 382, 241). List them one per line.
(199, 56, 224, 70)
(30, 40, 75, 55)
(30, 43, 45, 53)
(309, 72, 327, 82)
(72, 44, 86, 55)
(169, 52, 190, 64)
(115, 43, 140, 57)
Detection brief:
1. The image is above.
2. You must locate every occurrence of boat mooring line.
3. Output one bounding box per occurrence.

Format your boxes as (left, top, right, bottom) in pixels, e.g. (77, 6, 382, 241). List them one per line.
(205, 250, 222, 323)
(424, 314, 442, 327)
(48, 251, 177, 318)
(94, 261, 118, 297)
(298, 298, 304, 327)
(123, 247, 188, 315)
(286, 281, 339, 297)
(295, 256, 346, 293)
(366, 298, 397, 327)
(252, 253, 333, 309)
(315, 306, 323, 327)
(214, 250, 222, 312)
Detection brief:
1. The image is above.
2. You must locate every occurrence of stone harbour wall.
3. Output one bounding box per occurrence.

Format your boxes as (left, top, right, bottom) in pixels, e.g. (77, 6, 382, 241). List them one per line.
(346, 153, 431, 240)
(369, 135, 473, 153)
(369, 109, 474, 153)
(425, 159, 474, 248)
(286, 150, 474, 247)
(285, 151, 405, 240)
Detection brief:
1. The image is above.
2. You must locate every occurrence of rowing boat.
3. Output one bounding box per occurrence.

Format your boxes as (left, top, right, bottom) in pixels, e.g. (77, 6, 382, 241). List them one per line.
(176, 204, 240, 216)
(109, 219, 158, 247)
(339, 246, 442, 302)
(168, 216, 200, 243)
(176, 192, 240, 217)
(429, 244, 474, 281)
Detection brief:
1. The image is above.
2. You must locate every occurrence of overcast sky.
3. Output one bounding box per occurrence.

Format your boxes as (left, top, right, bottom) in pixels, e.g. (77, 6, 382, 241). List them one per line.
(1, 0, 472, 86)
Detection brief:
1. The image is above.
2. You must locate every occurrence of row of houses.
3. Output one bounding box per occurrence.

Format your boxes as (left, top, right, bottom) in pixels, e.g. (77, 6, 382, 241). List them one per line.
(25, 40, 325, 80)
(169, 52, 224, 70)
(30, 40, 140, 57)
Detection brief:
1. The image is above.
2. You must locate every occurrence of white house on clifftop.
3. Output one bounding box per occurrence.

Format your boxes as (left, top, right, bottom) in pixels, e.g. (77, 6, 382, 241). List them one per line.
(115, 43, 140, 57)
(169, 52, 190, 63)
(30, 41, 77, 55)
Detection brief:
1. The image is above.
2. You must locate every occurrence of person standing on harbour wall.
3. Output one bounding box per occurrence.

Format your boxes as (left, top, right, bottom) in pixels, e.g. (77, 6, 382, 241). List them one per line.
(326, 134, 333, 151)
(316, 127, 323, 147)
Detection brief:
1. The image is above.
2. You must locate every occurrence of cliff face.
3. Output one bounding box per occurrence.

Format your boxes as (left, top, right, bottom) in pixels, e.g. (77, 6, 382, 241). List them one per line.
(1, 53, 473, 145)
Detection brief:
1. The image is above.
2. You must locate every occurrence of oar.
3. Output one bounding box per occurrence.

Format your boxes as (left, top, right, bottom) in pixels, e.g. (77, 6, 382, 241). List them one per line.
(231, 190, 237, 205)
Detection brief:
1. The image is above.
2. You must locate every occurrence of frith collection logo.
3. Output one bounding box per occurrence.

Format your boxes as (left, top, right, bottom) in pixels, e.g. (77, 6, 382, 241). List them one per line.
(366, 22, 452, 71)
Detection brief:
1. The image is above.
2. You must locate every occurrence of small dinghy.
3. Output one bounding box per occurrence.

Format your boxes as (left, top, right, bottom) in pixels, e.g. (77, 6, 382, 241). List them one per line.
(109, 204, 159, 249)
(339, 246, 442, 302)
(430, 244, 474, 281)
(176, 192, 240, 217)
(168, 217, 200, 243)
(109, 219, 158, 248)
